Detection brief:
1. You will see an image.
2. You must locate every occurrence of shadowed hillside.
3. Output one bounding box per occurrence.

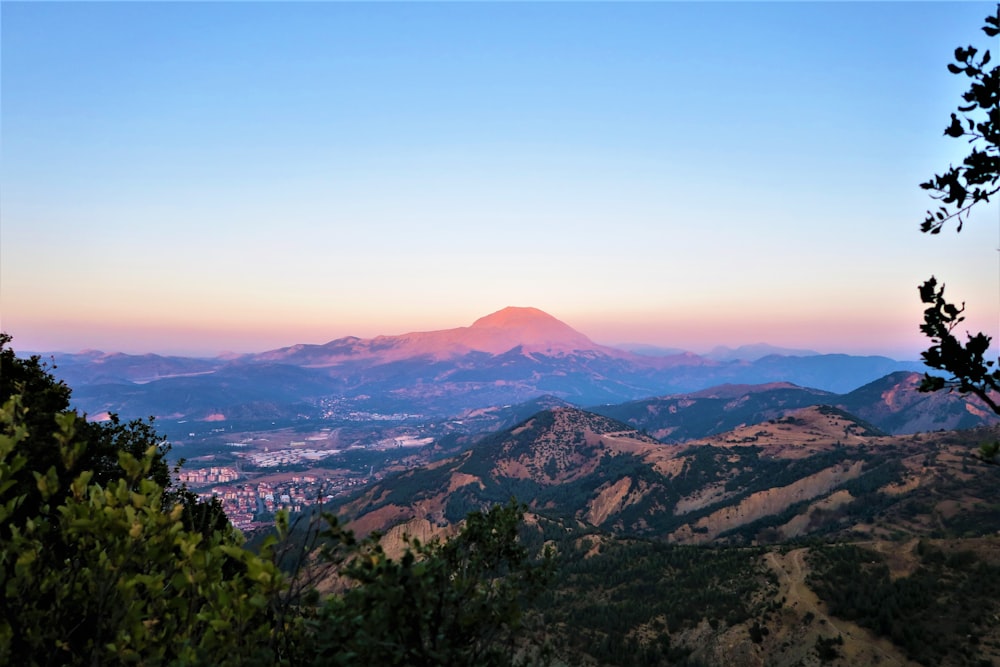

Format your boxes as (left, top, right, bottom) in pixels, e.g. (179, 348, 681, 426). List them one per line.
(591, 372, 1000, 440)
(327, 404, 1000, 666)
(336, 405, 1000, 547)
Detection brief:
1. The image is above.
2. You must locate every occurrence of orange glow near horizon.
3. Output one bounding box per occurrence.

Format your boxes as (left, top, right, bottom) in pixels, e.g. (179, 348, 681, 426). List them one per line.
(5, 3, 1000, 364)
(3, 297, 945, 360)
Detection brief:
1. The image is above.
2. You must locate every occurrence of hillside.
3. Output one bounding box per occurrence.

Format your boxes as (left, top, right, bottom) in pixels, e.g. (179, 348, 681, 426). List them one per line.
(328, 405, 1000, 666)
(530, 531, 1000, 667)
(336, 405, 1000, 546)
(592, 382, 836, 442)
(838, 370, 1000, 433)
(336, 408, 663, 539)
(591, 372, 1000, 439)
(10, 332, 999, 667)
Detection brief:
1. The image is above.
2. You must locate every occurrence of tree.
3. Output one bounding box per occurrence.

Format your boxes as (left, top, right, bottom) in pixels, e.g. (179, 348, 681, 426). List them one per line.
(0, 334, 170, 507)
(304, 501, 554, 667)
(0, 395, 289, 666)
(0, 333, 228, 534)
(918, 6, 1000, 416)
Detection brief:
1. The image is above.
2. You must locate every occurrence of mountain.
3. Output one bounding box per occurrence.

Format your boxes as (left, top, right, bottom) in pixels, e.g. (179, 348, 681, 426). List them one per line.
(252, 306, 624, 365)
(706, 343, 820, 361)
(722, 352, 923, 393)
(337, 407, 664, 538)
(336, 405, 1000, 547)
(838, 370, 1000, 433)
(614, 342, 689, 357)
(37, 307, 926, 422)
(324, 405, 1000, 667)
(70, 363, 335, 422)
(590, 371, 1000, 439)
(37, 350, 222, 387)
(591, 382, 836, 442)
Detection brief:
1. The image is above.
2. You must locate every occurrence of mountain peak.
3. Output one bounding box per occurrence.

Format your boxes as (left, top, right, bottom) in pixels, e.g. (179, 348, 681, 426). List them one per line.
(466, 307, 595, 352)
(471, 306, 564, 329)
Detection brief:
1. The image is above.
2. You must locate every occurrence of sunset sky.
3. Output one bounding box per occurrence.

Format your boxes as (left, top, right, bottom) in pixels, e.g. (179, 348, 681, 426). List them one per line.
(3, 1, 998, 360)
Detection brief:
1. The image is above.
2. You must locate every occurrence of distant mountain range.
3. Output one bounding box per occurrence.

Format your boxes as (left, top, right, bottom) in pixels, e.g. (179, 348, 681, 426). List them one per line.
(593, 371, 1000, 440)
(36, 306, 932, 422)
(621, 342, 821, 361)
(705, 342, 821, 361)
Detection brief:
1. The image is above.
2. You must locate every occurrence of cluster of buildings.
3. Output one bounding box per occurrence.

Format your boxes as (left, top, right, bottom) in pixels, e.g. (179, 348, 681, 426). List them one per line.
(201, 478, 312, 529)
(183, 470, 373, 530)
(176, 466, 240, 485)
(314, 396, 423, 422)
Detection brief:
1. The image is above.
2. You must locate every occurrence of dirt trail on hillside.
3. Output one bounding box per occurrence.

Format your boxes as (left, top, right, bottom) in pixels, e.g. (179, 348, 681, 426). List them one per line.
(765, 549, 918, 667)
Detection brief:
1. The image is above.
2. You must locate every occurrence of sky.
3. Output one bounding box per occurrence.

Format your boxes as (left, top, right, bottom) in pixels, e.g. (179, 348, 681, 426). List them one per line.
(2, 1, 998, 360)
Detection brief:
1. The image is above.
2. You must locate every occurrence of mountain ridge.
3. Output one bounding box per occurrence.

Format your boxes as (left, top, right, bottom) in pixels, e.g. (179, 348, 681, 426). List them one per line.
(29, 307, 930, 421)
(30, 307, 916, 365)
(335, 403, 1000, 550)
(592, 371, 1000, 440)
(250, 306, 630, 365)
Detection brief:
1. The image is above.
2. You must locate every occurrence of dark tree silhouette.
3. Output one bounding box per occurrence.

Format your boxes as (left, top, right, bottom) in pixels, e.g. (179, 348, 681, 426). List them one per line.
(918, 6, 1000, 422)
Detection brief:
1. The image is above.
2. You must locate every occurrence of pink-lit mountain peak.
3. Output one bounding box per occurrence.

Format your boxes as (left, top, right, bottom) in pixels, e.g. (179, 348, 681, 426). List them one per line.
(442, 306, 597, 356)
(468, 307, 594, 348)
(471, 306, 564, 330)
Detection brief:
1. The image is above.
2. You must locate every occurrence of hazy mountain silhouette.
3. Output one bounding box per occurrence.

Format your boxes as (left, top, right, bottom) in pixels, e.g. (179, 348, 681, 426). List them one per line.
(38, 307, 926, 421)
(592, 372, 1000, 439)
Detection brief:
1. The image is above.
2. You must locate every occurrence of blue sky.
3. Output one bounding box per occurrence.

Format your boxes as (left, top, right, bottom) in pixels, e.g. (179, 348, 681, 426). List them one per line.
(2, 1, 997, 359)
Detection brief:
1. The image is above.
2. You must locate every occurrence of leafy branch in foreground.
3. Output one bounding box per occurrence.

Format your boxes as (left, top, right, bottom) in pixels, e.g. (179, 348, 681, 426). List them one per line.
(918, 276, 1000, 414)
(918, 6, 1000, 416)
(920, 6, 999, 234)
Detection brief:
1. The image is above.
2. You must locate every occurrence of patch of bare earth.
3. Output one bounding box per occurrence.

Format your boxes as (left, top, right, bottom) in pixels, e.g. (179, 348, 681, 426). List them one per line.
(671, 461, 865, 543)
(347, 503, 411, 537)
(447, 472, 483, 493)
(673, 480, 735, 515)
(585, 477, 633, 526)
(380, 517, 454, 559)
(778, 489, 855, 539)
